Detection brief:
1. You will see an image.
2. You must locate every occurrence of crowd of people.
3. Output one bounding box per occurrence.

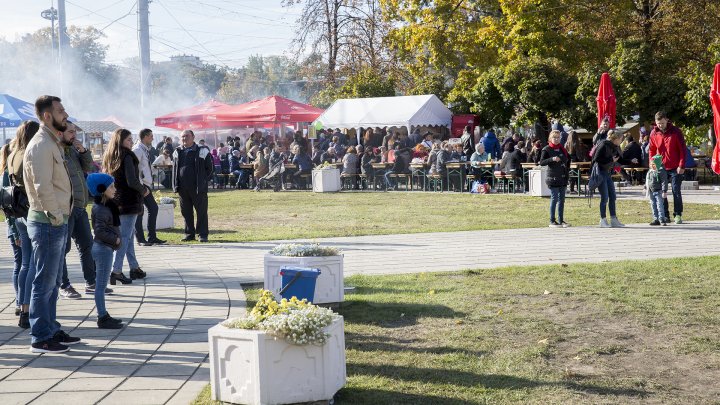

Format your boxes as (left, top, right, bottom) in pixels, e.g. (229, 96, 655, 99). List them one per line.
(0, 95, 213, 354)
(0, 94, 695, 354)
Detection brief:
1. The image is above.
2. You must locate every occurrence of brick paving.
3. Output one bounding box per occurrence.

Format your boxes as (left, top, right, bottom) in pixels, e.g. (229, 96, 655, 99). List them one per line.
(1, 209, 719, 403)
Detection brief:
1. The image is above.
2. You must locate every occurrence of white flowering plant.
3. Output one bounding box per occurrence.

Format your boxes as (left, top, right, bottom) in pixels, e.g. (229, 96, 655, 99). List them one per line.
(317, 161, 337, 170)
(223, 290, 339, 345)
(269, 243, 340, 257)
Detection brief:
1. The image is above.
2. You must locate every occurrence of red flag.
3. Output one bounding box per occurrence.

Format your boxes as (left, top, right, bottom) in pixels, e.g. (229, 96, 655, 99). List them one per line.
(596, 72, 616, 129)
(711, 64, 720, 174)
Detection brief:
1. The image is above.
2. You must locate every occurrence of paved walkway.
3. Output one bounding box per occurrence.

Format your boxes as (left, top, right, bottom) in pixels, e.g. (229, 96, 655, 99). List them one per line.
(1, 217, 720, 404)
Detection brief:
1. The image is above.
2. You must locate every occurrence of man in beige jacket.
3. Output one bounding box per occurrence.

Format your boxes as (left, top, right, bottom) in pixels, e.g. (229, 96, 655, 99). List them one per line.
(23, 95, 81, 353)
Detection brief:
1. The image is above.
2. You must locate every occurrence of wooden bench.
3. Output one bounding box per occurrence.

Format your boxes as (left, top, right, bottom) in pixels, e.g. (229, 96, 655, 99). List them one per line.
(387, 173, 411, 191)
(427, 174, 444, 192)
(340, 173, 360, 190)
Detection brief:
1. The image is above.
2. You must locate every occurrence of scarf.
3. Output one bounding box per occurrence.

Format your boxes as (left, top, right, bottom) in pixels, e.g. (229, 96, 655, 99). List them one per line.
(548, 141, 569, 158)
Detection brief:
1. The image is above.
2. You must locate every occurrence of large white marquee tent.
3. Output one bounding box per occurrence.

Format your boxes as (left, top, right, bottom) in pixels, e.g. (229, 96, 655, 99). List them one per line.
(314, 94, 452, 142)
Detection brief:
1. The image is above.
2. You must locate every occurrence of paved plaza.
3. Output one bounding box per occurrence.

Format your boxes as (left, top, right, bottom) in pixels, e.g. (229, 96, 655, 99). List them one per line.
(0, 192, 718, 403)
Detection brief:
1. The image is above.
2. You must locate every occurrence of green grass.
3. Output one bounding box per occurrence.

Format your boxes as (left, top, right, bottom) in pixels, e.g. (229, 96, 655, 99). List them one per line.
(153, 190, 720, 243)
(194, 256, 720, 404)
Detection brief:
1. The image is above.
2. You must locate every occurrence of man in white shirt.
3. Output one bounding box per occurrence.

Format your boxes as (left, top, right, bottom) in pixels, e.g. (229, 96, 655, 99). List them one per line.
(133, 128, 166, 245)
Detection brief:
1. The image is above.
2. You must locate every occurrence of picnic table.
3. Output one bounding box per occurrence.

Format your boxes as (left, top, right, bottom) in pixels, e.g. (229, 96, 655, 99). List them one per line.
(569, 161, 591, 195)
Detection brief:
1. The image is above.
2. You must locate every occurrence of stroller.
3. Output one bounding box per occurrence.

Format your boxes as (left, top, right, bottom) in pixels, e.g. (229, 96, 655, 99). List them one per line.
(256, 157, 285, 191)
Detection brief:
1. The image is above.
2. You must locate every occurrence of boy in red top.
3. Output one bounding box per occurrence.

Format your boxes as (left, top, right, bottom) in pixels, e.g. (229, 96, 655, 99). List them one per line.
(648, 111, 687, 224)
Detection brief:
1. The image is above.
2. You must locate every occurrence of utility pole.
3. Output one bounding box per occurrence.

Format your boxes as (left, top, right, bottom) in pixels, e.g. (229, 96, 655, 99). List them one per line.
(138, 0, 151, 127)
(57, 0, 69, 98)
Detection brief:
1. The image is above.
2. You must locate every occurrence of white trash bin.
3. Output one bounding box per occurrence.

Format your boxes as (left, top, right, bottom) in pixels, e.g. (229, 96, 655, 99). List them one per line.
(312, 168, 341, 192)
(529, 167, 550, 197)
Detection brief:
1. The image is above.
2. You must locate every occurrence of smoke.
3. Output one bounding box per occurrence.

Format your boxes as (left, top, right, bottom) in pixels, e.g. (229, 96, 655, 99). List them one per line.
(0, 27, 210, 131)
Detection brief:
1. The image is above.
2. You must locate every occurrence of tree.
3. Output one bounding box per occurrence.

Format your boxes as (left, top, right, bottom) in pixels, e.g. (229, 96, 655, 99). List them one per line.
(284, 0, 394, 86)
(312, 67, 395, 108)
(185, 63, 228, 100)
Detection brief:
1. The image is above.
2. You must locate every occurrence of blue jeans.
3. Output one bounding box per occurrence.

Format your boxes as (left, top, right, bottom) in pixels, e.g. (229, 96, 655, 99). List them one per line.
(597, 170, 616, 219)
(62, 206, 96, 288)
(232, 170, 248, 188)
(663, 171, 683, 219)
(92, 242, 114, 317)
(10, 236, 21, 306)
(27, 220, 67, 344)
(112, 214, 139, 274)
(15, 217, 35, 306)
(384, 170, 400, 188)
(650, 190, 666, 221)
(549, 186, 566, 223)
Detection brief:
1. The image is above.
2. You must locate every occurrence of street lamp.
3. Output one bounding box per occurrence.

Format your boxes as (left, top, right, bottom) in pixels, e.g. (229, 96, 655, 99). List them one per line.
(41, 6, 58, 61)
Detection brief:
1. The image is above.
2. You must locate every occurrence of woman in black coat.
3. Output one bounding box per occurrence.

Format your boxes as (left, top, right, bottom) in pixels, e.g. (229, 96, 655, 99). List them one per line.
(539, 130, 569, 228)
(101, 128, 147, 284)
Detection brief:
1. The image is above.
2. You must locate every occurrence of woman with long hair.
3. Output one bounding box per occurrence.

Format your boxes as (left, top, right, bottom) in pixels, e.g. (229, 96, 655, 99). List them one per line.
(7, 120, 40, 328)
(1, 140, 21, 316)
(565, 130, 588, 162)
(592, 130, 632, 227)
(102, 128, 146, 284)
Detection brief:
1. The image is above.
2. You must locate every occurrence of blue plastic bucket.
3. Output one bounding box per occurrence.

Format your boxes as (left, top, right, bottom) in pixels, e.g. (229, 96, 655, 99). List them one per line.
(279, 267, 321, 302)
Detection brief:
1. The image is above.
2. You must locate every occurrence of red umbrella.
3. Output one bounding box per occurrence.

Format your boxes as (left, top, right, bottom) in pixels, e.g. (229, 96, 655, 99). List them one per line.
(210, 95, 323, 124)
(711, 64, 720, 174)
(154, 100, 230, 130)
(596, 72, 617, 129)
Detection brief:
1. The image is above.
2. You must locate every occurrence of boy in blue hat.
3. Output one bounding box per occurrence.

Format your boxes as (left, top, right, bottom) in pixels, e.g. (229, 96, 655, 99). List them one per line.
(87, 173, 124, 329)
(646, 155, 669, 226)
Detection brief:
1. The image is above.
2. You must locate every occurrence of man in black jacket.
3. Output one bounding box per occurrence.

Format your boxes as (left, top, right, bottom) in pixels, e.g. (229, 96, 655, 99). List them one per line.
(173, 130, 214, 242)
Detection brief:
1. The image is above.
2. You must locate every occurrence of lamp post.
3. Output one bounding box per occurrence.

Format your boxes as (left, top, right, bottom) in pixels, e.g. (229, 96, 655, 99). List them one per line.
(40, 6, 58, 61)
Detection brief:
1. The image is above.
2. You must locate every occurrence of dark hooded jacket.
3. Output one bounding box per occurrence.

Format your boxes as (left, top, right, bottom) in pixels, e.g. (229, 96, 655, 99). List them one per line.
(481, 131, 501, 159)
(112, 149, 144, 215)
(539, 145, 569, 187)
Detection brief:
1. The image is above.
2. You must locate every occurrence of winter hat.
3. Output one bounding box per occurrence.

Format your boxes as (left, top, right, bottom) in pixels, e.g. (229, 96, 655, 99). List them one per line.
(87, 173, 114, 197)
(651, 154, 665, 171)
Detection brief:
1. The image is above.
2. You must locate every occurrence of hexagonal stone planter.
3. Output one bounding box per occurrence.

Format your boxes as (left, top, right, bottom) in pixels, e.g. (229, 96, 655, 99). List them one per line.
(208, 316, 346, 405)
(264, 254, 344, 304)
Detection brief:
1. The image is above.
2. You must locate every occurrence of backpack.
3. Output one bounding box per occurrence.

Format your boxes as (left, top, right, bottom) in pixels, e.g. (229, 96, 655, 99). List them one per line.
(0, 153, 30, 218)
(585, 162, 603, 207)
(0, 174, 29, 218)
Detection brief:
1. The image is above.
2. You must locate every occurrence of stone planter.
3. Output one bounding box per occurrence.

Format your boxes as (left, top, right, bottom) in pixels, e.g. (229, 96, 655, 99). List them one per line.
(264, 254, 344, 304)
(312, 168, 341, 192)
(141, 203, 174, 230)
(208, 317, 346, 405)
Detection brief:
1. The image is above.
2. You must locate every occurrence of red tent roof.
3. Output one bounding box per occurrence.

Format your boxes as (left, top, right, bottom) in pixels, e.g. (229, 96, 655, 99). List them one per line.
(209, 95, 323, 124)
(154, 100, 230, 130)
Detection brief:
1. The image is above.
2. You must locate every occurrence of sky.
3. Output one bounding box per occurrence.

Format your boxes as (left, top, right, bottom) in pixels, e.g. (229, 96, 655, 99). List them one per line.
(0, 0, 300, 68)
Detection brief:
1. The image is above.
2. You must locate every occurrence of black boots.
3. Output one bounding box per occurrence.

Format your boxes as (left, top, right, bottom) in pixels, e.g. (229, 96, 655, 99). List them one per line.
(18, 311, 29, 329)
(110, 272, 132, 285)
(130, 268, 147, 280)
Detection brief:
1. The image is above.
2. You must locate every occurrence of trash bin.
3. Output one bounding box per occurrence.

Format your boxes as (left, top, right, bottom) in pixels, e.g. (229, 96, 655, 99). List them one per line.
(279, 267, 321, 302)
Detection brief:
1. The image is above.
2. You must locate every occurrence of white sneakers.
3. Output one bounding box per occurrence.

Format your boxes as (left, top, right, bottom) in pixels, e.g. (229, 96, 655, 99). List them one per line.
(610, 217, 625, 227)
(599, 217, 625, 228)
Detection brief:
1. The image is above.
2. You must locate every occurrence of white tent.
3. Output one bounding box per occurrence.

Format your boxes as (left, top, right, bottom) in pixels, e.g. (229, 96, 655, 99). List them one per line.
(315, 94, 452, 142)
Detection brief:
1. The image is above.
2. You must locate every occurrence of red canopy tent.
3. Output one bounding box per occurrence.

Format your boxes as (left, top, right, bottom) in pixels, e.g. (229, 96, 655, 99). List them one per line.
(596, 72, 617, 129)
(209, 95, 323, 125)
(154, 100, 231, 130)
(711, 64, 720, 174)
